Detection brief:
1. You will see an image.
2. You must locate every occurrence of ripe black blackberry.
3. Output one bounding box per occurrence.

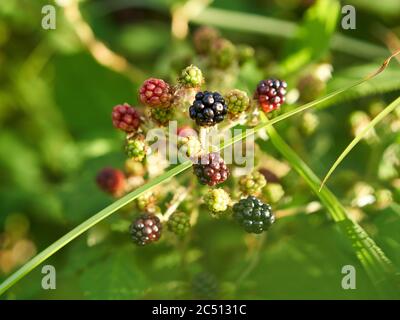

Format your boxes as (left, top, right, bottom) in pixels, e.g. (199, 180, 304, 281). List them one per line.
(193, 152, 229, 186)
(233, 196, 275, 234)
(130, 214, 162, 246)
(189, 91, 228, 127)
(255, 79, 287, 113)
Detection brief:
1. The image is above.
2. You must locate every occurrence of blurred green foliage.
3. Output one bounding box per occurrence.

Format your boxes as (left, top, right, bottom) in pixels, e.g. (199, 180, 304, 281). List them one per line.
(0, 0, 399, 299)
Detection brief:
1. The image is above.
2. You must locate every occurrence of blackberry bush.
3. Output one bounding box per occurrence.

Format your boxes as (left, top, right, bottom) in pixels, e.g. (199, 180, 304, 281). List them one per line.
(233, 196, 275, 233)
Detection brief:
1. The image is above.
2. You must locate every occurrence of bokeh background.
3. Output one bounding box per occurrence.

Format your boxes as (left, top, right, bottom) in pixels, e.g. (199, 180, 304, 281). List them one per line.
(0, 0, 400, 299)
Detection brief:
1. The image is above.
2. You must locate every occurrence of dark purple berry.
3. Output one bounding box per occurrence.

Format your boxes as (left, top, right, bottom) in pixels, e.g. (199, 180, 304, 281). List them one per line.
(130, 214, 162, 246)
(193, 152, 229, 186)
(254, 78, 287, 113)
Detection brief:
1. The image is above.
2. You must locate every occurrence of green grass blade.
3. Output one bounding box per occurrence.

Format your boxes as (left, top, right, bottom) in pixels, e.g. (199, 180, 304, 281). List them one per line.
(320, 96, 400, 190)
(0, 54, 397, 296)
(190, 7, 388, 58)
(265, 124, 398, 297)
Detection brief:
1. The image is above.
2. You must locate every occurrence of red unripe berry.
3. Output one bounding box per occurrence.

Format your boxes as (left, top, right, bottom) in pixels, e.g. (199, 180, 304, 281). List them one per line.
(112, 104, 141, 133)
(96, 167, 126, 197)
(139, 78, 173, 107)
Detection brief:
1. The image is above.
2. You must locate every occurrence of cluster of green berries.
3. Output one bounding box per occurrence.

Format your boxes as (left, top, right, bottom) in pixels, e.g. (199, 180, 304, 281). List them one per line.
(239, 170, 267, 196)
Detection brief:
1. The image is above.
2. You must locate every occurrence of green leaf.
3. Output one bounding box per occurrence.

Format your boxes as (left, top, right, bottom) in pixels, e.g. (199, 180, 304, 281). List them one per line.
(265, 123, 399, 297)
(320, 96, 400, 189)
(79, 246, 148, 299)
(281, 0, 340, 74)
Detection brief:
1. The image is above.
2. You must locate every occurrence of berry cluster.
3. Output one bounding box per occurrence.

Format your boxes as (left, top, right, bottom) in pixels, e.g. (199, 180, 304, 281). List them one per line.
(97, 31, 287, 248)
(189, 91, 228, 127)
(233, 196, 275, 234)
(255, 79, 287, 113)
(130, 214, 162, 246)
(193, 153, 229, 186)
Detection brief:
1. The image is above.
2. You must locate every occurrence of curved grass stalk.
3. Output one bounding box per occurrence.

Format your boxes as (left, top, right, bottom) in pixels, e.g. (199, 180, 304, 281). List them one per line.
(266, 125, 398, 297)
(320, 96, 400, 190)
(0, 52, 398, 297)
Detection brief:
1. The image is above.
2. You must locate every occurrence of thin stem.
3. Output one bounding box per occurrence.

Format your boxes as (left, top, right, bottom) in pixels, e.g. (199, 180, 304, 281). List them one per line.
(158, 186, 190, 222)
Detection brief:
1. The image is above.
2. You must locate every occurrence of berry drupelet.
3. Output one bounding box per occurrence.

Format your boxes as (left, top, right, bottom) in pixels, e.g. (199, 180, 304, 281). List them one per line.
(96, 167, 126, 197)
(255, 79, 287, 113)
(130, 214, 162, 246)
(233, 196, 275, 234)
(139, 78, 172, 108)
(167, 212, 191, 237)
(189, 91, 227, 127)
(112, 104, 141, 133)
(193, 152, 229, 186)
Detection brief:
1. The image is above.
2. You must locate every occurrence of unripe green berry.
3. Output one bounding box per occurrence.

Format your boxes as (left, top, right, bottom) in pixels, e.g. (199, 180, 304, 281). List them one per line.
(237, 44, 255, 65)
(263, 183, 284, 204)
(167, 212, 190, 236)
(193, 26, 220, 55)
(125, 133, 147, 162)
(203, 188, 231, 217)
(136, 191, 158, 213)
(225, 89, 250, 118)
(239, 170, 266, 196)
(178, 65, 204, 88)
(148, 106, 175, 126)
(210, 38, 236, 69)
